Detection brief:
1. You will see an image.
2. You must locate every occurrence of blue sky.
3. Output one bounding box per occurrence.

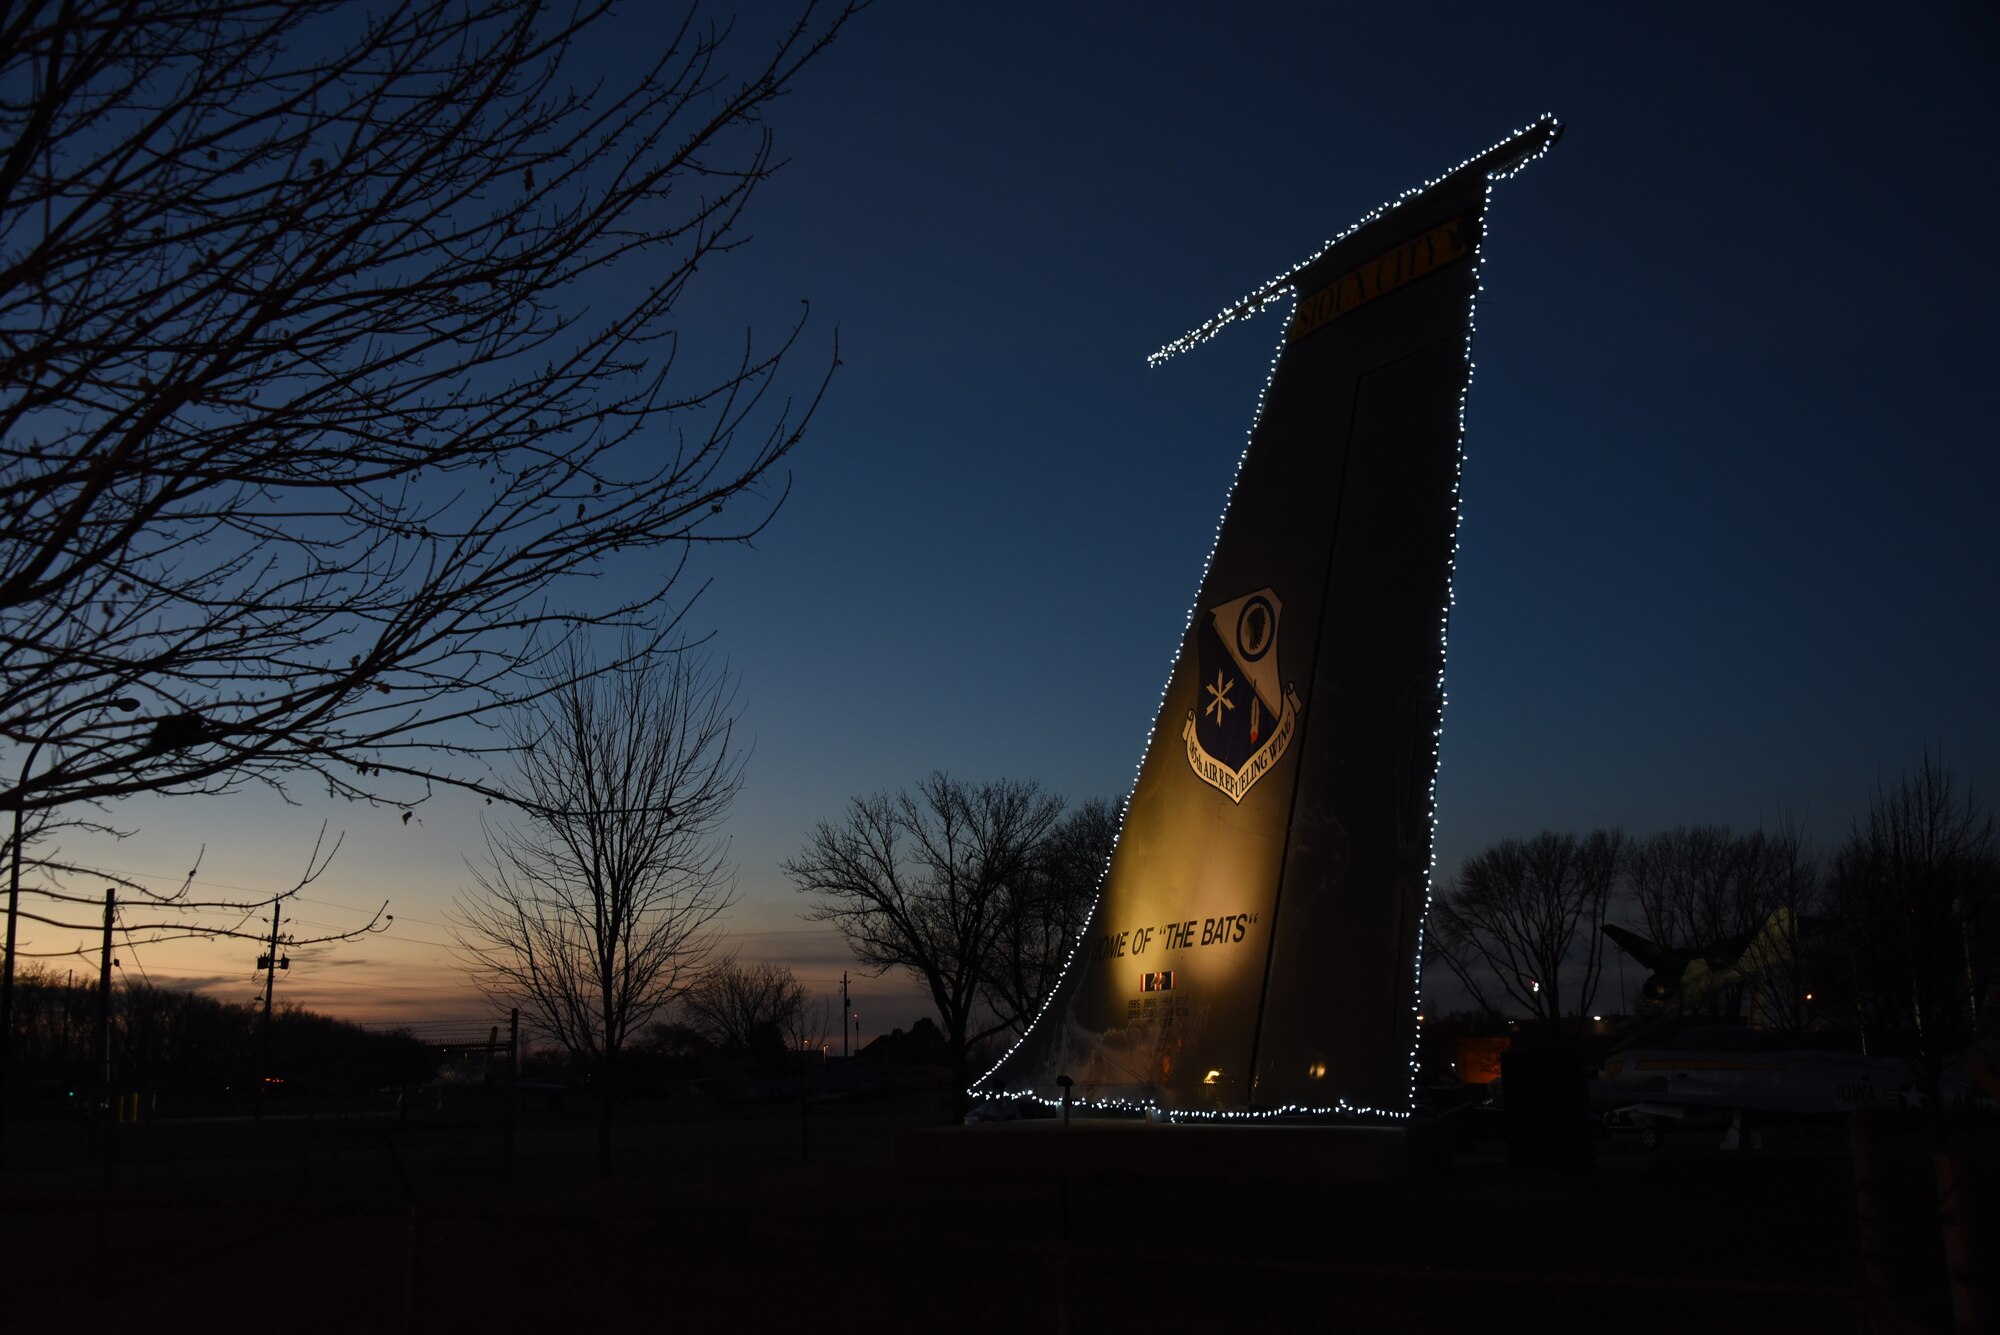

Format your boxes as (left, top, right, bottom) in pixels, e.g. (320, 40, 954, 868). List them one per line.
(45, 3, 1998, 1035)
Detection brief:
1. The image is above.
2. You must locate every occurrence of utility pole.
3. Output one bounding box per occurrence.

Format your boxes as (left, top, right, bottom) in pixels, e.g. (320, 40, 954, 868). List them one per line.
(94, 886, 116, 1185)
(255, 898, 286, 1120)
(94, 887, 115, 1117)
(840, 971, 850, 1059)
(1, 695, 141, 1128)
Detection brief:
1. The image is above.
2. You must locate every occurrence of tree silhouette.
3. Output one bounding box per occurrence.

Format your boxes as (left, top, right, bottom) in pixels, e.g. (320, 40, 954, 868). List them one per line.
(786, 773, 1063, 1120)
(1829, 751, 1997, 1132)
(452, 643, 740, 1172)
(682, 957, 806, 1059)
(1621, 819, 1824, 1023)
(1426, 829, 1625, 1056)
(0, 0, 854, 825)
(980, 796, 1117, 1038)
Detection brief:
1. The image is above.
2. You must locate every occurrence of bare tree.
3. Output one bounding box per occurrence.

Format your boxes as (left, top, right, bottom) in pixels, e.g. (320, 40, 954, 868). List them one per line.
(1626, 826, 1744, 958)
(12, 822, 376, 951)
(785, 773, 1063, 1120)
(1829, 751, 1998, 1130)
(1729, 816, 1826, 1032)
(636, 1018, 714, 1062)
(681, 957, 804, 1058)
(0, 0, 853, 825)
(1621, 822, 1825, 1021)
(980, 796, 1117, 1038)
(452, 643, 740, 1172)
(1427, 829, 1625, 1055)
(785, 990, 832, 1056)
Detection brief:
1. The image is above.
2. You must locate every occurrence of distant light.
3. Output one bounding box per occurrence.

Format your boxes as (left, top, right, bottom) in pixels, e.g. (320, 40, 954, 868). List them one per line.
(1592, 1015, 1602, 1022)
(1203, 1069, 1222, 1086)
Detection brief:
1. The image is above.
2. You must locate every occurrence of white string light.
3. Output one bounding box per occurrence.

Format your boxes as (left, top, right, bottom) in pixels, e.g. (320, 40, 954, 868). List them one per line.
(1148, 114, 1560, 368)
(973, 115, 1562, 1124)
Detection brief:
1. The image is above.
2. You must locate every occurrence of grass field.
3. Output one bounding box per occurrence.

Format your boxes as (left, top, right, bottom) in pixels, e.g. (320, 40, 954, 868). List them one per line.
(1, 1096, 1983, 1333)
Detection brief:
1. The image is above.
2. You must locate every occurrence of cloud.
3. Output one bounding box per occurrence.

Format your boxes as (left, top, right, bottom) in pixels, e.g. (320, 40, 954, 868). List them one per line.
(292, 952, 375, 969)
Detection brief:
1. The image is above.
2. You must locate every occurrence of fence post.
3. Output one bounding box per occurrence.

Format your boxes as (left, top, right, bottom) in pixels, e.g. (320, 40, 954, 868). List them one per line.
(384, 1132, 421, 1332)
(1937, 1149, 1984, 1334)
(1849, 1112, 1892, 1326)
(502, 1009, 518, 1183)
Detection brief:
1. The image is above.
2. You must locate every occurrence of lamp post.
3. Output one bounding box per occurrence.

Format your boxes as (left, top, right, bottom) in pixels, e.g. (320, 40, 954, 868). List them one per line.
(2, 696, 141, 1115)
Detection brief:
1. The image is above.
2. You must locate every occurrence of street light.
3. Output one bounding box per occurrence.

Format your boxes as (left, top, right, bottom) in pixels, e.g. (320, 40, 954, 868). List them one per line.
(2, 696, 142, 1111)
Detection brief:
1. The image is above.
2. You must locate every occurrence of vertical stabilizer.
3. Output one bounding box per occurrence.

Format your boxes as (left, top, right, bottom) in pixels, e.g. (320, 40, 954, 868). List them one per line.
(979, 117, 1560, 1117)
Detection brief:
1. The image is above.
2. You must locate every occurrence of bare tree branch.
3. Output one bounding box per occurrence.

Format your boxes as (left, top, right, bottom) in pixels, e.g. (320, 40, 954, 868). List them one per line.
(979, 796, 1116, 1039)
(681, 956, 804, 1057)
(451, 638, 739, 1171)
(1829, 749, 1998, 1134)
(785, 772, 1063, 1120)
(1619, 822, 1829, 1021)
(1427, 829, 1624, 1052)
(0, 0, 857, 827)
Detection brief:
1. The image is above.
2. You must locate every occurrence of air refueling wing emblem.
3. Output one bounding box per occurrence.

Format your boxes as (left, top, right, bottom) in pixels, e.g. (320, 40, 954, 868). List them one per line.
(1183, 587, 1303, 803)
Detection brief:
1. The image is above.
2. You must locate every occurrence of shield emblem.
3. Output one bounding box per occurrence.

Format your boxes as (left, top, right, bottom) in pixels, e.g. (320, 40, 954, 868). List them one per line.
(1183, 587, 1303, 802)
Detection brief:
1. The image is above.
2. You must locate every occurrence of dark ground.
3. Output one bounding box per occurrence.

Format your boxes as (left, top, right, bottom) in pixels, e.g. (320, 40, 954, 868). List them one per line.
(0, 1095, 1987, 1333)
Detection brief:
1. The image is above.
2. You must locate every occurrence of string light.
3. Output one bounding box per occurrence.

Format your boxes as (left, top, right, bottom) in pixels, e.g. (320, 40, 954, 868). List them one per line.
(973, 115, 1562, 1124)
(1147, 114, 1561, 368)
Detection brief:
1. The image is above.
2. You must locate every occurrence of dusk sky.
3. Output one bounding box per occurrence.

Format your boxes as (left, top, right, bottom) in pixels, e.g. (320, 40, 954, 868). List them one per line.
(37, 4, 1997, 1041)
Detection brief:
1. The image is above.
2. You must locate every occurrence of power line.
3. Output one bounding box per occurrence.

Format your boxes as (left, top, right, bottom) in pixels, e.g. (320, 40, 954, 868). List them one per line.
(292, 893, 452, 930)
(115, 909, 151, 986)
(24, 862, 449, 930)
(381, 931, 455, 950)
(82, 962, 237, 979)
(39, 859, 300, 901)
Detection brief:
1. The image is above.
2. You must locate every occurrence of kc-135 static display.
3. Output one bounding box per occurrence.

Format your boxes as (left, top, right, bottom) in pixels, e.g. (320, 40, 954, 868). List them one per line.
(976, 117, 1562, 1117)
